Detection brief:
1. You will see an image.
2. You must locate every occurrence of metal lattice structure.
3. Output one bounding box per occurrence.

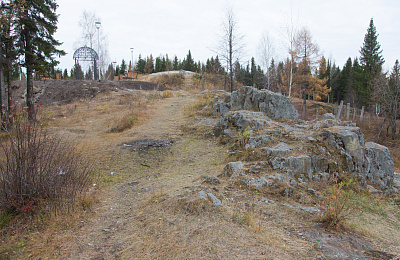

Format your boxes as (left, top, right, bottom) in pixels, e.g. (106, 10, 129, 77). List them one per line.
(73, 46, 99, 80)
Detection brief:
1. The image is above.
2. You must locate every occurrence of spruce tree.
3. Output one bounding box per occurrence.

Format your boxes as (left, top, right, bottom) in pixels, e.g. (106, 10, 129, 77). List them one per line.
(136, 54, 146, 73)
(19, 0, 65, 119)
(183, 50, 194, 71)
(119, 59, 127, 75)
(359, 18, 384, 106)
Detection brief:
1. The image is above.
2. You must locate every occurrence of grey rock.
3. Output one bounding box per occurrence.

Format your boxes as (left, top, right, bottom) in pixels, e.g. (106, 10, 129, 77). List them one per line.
(282, 203, 321, 215)
(218, 161, 244, 178)
(262, 142, 292, 157)
(304, 230, 374, 260)
(203, 176, 221, 185)
(271, 155, 313, 179)
(290, 179, 298, 187)
(213, 101, 230, 116)
(307, 136, 317, 142)
(312, 156, 329, 173)
(298, 174, 309, 183)
(312, 172, 329, 181)
(207, 192, 222, 206)
(321, 113, 335, 120)
(198, 190, 207, 200)
(261, 197, 276, 204)
(268, 172, 290, 183)
(307, 188, 325, 199)
(364, 142, 394, 189)
(214, 110, 269, 136)
(244, 177, 275, 187)
(245, 135, 274, 149)
(223, 128, 235, 138)
(312, 119, 337, 130)
(284, 187, 294, 197)
(230, 86, 299, 120)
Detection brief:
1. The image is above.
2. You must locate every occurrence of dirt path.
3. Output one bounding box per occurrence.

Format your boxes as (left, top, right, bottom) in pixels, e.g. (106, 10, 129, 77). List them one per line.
(59, 95, 231, 259)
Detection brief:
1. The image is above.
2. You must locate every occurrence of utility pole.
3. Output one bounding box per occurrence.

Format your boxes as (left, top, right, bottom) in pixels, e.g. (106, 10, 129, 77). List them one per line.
(130, 47, 134, 81)
(95, 21, 101, 81)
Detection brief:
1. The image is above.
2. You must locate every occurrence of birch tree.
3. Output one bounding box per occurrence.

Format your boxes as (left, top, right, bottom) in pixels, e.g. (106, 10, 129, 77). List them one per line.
(217, 5, 244, 93)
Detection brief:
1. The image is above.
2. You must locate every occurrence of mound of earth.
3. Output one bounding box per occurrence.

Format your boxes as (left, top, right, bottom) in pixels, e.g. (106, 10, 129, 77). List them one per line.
(11, 79, 166, 105)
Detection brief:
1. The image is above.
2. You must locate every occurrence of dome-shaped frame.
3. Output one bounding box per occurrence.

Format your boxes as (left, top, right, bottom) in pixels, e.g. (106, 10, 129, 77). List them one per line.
(73, 46, 99, 80)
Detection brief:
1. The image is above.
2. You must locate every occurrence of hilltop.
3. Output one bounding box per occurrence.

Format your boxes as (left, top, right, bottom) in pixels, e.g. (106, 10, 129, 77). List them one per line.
(1, 76, 399, 259)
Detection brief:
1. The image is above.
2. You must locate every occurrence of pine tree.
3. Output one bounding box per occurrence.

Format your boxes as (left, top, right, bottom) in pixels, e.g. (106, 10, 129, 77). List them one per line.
(183, 50, 194, 72)
(359, 18, 384, 106)
(136, 54, 146, 73)
(336, 58, 352, 103)
(172, 55, 179, 70)
(63, 68, 68, 79)
(119, 59, 127, 76)
(19, 0, 65, 119)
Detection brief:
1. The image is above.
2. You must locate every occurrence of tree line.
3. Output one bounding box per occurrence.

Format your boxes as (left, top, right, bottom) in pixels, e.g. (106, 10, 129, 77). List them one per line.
(1, 2, 399, 136)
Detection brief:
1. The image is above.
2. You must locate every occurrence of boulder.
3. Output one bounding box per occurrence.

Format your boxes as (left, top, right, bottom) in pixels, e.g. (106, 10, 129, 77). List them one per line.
(218, 161, 244, 178)
(244, 135, 274, 150)
(207, 192, 223, 207)
(243, 177, 274, 188)
(214, 110, 269, 136)
(213, 102, 230, 116)
(261, 142, 292, 157)
(364, 142, 394, 189)
(230, 86, 299, 120)
(321, 113, 335, 120)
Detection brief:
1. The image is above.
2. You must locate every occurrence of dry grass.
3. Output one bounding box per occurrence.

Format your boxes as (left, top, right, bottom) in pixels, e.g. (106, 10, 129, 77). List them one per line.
(0, 88, 174, 258)
(2, 85, 400, 259)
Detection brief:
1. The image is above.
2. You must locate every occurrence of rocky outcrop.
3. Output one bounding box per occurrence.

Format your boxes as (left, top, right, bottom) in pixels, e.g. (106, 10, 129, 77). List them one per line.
(214, 110, 269, 137)
(210, 87, 395, 191)
(319, 126, 394, 189)
(230, 86, 299, 120)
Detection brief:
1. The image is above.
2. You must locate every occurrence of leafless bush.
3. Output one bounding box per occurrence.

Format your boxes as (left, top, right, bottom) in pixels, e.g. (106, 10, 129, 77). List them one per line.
(0, 110, 95, 215)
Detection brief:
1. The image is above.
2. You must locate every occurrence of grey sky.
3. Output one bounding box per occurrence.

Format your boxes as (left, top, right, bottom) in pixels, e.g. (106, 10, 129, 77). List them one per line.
(55, 0, 400, 72)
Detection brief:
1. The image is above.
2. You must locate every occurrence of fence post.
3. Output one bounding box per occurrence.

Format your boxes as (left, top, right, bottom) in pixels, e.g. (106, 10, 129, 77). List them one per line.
(346, 103, 350, 121)
(336, 100, 344, 120)
(201, 70, 205, 91)
(353, 107, 356, 120)
(360, 106, 365, 121)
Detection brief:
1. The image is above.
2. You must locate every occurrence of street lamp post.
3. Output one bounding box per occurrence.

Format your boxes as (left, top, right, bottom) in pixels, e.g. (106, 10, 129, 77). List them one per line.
(95, 21, 101, 81)
(130, 48, 134, 81)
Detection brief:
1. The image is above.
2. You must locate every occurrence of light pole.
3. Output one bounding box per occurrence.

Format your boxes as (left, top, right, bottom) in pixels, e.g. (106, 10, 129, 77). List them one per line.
(95, 21, 101, 81)
(130, 47, 134, 81)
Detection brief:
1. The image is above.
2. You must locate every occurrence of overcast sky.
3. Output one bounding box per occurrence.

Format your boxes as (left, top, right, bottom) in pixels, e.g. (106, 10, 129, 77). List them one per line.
(54, 0, 400, 72)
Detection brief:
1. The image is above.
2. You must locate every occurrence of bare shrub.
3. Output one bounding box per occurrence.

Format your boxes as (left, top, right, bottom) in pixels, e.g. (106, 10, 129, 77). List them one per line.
(151, 74, 184, 89)
(109, 112, 137, 133)
(0, 110, 95, 215)
(321, 179, 355, 229)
